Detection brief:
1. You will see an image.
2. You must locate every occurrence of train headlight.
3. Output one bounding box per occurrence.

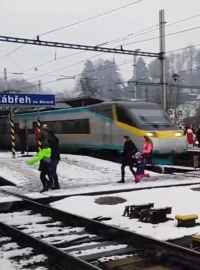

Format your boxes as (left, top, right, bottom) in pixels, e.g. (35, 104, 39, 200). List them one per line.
(146, 132, 158, 137)
(175, 132, 182, 137)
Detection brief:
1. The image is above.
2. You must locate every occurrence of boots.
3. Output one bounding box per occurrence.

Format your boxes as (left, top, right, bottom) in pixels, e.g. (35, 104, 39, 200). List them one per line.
(40, 186, 49, 193)
(117, 179, 125, 183)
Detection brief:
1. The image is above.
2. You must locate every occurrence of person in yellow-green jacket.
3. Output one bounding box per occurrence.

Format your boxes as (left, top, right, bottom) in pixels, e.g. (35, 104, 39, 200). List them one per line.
(27, 142, 51, 193)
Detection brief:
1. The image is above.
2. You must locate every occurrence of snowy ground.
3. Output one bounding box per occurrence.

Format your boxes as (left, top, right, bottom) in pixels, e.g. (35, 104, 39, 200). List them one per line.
(51, 185, 200, 241)
(0, 152, 159, 190)
(0, 151, 200, 196)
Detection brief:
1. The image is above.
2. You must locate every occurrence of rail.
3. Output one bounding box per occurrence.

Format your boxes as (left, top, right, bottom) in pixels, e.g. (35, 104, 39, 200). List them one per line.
(1, 189, 200, 269)
(0, 220, 101, 270)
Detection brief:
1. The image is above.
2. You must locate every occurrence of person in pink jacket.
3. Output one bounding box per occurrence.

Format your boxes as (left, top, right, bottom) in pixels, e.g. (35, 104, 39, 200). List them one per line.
(141, 135, 153, 164)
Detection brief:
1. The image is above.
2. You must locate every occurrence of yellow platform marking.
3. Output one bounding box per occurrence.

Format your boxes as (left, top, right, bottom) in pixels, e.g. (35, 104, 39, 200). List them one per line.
(175, 215, 198, 221)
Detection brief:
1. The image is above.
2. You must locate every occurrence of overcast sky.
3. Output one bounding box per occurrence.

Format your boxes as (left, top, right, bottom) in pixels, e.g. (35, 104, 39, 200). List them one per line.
(0, 0, 200, 93)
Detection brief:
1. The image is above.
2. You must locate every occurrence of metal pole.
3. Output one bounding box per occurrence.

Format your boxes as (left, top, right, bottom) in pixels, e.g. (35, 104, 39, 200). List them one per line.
(4, 68, 15, 158)
(37, 80, 41, 152)
(133, 54, 137, 99)
(174, 80, 179, 124)
(159, 10, 167, 110)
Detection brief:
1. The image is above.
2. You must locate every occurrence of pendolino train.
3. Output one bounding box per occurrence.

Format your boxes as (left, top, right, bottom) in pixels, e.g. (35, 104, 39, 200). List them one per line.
(0, 97, 187, 165)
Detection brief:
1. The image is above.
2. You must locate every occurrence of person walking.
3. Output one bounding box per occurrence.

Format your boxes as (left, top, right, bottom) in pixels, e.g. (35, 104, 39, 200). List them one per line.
(48, 130, 60, 189)
(196, 126, 200, 148)
(38, 124, 49, 143)
(18, 128, 28, 154)
(26, 141, 51, 193)
(141, 135, 153, 165)
(118, 135, 137, 184)
(134, 152, 150, 183)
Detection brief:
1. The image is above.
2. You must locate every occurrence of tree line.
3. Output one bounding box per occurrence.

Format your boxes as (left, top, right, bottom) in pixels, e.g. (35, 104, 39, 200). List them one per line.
(1, 44, 200, 124)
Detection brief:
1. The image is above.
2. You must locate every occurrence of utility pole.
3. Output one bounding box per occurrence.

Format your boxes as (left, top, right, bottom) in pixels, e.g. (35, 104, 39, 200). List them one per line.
(133, 49, 140, 99)
(3, 68, 7, 91)
(159, 9, 167, 111)
(37, 79, 41, 118)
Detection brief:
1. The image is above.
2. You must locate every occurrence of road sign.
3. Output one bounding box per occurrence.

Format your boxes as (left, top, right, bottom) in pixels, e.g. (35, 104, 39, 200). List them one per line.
(0, 94, 55, 106)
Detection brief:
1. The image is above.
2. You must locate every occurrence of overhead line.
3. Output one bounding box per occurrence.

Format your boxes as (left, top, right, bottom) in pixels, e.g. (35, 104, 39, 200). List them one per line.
(0, 0, 144, 61)
(40, 0, 144, 36)
(124, 25, 200, 47)
(12, 14, 200, 83)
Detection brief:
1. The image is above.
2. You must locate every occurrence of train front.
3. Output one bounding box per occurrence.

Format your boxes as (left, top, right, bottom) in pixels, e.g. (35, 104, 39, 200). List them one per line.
(117, 102, 187, 165)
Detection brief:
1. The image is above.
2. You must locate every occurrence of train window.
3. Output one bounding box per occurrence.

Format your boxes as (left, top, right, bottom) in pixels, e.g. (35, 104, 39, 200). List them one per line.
(116, 106, 133, 126)
(96, 105, 113, 119)
(129, 108, 172, 124)
(46, 121, 63, 133)
(63, 119, 90, 134)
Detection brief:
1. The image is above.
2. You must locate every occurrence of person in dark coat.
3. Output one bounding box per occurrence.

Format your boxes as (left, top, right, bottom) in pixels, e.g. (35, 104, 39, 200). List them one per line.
(196, 126, 200, 147)
(118, 135, 137, 184)
(48, 130, 60, 189)
(27, 141, 51, 193)
(18, 128, 28, 154)
(38, 124, 49, 143)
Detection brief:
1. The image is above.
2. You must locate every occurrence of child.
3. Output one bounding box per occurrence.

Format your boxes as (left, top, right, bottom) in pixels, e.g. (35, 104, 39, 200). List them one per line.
(26, 142, 51, 193)
(135, 152, 150, 183)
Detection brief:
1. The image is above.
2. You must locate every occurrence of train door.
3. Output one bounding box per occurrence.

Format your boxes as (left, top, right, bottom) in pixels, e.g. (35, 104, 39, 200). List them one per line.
(103, 121, 111, 145)
(96, 105, 113, 145)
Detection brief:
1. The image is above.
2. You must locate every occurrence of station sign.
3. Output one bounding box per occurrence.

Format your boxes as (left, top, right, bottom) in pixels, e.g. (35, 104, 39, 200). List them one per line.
(0, 94, 55, 107)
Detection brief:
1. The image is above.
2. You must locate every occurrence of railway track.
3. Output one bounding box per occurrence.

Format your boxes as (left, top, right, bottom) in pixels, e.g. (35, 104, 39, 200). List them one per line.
(0, 234, 64, 269)
(0, 190, 200, 270)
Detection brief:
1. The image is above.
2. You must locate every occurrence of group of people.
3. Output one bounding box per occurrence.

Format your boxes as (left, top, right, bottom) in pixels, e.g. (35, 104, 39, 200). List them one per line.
(118, 135, 152, 184)
(27, 124, 61, 193)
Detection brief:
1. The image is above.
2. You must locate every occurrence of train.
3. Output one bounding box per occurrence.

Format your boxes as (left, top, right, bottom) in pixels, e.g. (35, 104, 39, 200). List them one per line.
(0, 98, 187, 165)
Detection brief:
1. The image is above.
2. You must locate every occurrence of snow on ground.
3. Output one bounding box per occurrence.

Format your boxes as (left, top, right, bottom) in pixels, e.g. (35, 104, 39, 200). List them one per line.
(51, 186, 200, 241)
(0, 151, 200, 196)
(0, 258, 16, 270)
(0, 151, 158, 191)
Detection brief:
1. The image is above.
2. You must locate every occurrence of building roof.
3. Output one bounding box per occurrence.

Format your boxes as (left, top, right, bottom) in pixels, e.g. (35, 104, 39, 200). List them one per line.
(56, 95, 106, 107)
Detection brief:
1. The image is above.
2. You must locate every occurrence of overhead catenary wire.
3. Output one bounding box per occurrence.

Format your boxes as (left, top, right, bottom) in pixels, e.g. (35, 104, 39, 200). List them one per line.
(0, 0, 144, 61)
(100, 13, 200, 47)
(14, 19, 200, 83)
(17, 13, 200, 76)
(3, 11, 200, 83)
(3, 41, 200, 87)
(3, 10, 200, 85)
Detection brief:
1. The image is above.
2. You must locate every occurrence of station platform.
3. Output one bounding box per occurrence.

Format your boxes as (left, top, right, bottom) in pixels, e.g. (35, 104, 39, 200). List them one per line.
(0, 151, 200, 204)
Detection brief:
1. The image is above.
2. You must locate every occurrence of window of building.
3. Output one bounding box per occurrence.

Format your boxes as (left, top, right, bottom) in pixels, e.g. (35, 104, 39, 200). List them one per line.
(116, 106, 134, 126)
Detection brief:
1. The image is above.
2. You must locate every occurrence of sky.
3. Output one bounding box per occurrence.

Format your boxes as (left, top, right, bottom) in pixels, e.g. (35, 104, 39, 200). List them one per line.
(0, 0, 200, 94)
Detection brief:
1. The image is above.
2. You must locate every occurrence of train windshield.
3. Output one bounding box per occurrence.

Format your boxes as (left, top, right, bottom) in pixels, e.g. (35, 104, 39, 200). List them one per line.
(129, 108, 172, 125)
